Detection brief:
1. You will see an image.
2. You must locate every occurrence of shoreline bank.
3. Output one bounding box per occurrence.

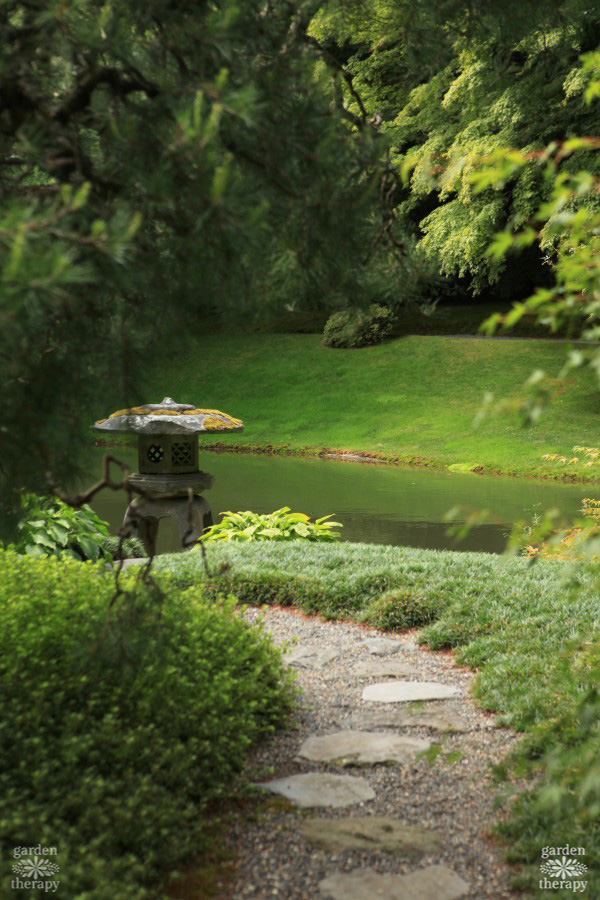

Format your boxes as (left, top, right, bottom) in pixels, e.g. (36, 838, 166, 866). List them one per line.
(91, 438, 600, 487)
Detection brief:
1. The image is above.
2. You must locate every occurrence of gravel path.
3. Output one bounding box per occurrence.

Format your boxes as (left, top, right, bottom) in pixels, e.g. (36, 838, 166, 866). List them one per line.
(219, 606, 522, 900)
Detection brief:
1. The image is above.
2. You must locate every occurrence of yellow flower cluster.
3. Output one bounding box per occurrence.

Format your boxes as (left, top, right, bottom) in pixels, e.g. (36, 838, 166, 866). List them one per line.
(581, 498, 600, 518)
(573, 446, 600, 457)
(542, 446, 600, 467)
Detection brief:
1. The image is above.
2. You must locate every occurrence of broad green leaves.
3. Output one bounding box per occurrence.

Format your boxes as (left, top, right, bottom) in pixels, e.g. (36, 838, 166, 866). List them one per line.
(197, 506, 343, 543)
(14, 494, 112, 562)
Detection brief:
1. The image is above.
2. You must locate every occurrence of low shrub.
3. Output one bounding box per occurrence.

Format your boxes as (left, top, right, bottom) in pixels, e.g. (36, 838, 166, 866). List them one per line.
(14, 493, 112, 562)
(198, 507, 342, 543)
(203, 571, 328, 609)
(360, 588, 441, 630)
(101, 534, 146, 559)
(0, 550, 295, 898)
(322, 304, 394, 348)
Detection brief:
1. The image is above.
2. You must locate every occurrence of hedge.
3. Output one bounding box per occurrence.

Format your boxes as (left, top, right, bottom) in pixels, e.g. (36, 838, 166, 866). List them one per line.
(0, 550, 295, 898)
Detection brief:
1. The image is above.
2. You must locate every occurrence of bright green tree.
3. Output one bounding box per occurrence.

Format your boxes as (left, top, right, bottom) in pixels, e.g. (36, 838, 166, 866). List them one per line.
(312, 0, 600, 297)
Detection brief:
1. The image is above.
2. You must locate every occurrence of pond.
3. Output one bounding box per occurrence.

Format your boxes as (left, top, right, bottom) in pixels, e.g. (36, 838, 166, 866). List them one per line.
(83, 448, 589, 555)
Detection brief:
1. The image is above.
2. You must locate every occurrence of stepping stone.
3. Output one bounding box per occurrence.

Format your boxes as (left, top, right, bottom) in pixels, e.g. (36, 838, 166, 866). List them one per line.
(363, 681, 460, 704)
(361, 638, 403, 656)
(319, 864, 469, 900)
(256, 773, 375, 808)
(347, 708, 469, 734)
(284, 646, 340, 668)
(353, 659, 418, 678)
(300, 817, 442, 857)
(298, 730, 430, 766)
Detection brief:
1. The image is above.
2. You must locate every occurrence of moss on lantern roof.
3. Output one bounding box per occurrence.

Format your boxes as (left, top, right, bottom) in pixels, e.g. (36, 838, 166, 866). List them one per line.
(92, 397, 244, 435)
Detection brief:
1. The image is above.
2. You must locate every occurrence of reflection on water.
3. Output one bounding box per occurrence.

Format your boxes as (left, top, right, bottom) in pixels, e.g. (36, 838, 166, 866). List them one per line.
(81, 449, 587, 555)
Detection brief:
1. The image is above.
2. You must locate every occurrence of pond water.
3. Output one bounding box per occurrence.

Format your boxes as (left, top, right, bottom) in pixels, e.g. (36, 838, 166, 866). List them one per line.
(82, 448, 589, 555)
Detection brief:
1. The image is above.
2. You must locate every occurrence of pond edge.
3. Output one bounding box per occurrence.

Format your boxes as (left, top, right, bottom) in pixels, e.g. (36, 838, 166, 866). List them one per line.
(92, 439, 600, 486)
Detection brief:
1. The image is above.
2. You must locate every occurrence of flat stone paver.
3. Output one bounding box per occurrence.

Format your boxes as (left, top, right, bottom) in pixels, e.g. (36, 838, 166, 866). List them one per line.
(284, 646, 340, 668)
(363, 681, 460, 703)
(347, 707, 469, 733)
(353, 658, 418, 678)
(300, 817, 442, 857)
(298, 730, 430, 765)
(256, 772, 375, 808)
(361, 638, 403, 656)
(319, 864, 470, 900)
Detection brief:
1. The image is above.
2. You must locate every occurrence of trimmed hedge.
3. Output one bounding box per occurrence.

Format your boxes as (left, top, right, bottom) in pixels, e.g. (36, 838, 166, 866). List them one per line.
(0, 550, 295, 898)
(360, 588, 442, 630)
(322, 304, 394, 348)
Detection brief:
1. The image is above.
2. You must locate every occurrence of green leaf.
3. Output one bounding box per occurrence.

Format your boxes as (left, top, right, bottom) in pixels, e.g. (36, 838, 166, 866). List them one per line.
(486, 231, 514, 261)
(47, 524, 69, 546)
(76, 537, 101, 561)
(291, 523, 310, 537)
(32, 532, 57, 550)
(71, 181, 91, 211)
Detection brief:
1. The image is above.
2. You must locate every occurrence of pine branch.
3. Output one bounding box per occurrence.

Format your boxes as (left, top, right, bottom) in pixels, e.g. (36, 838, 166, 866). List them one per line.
(53, 67, 160, 124)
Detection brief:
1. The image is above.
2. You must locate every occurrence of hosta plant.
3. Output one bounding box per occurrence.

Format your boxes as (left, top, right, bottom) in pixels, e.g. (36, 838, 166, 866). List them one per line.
(15, 493, 112, 562)
(197, 507, 342, 543)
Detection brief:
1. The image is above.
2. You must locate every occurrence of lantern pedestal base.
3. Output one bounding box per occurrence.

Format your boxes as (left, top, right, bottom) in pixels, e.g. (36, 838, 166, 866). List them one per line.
(126, 470, 213, 497)
(123, 495, 213, 556)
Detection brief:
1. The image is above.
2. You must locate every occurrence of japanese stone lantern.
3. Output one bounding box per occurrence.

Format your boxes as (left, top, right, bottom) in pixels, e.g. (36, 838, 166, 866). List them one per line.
(92, 397, 244, 555)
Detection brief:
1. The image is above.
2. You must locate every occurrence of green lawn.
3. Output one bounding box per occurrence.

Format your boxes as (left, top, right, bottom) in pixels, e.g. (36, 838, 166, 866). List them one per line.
(146, 332, 599, 480)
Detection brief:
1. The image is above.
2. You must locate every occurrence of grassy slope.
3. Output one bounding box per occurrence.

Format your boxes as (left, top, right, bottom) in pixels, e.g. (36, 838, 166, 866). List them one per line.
(147, 332, 599, 480)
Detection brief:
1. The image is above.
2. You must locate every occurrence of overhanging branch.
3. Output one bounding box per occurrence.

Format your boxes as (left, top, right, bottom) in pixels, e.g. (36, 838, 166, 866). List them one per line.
(54, 66, 160, 123)
(303, 34, 368, 127)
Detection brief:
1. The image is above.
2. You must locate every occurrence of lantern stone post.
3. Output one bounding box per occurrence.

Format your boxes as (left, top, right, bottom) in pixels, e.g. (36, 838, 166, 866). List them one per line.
(92, 397, 244, 556)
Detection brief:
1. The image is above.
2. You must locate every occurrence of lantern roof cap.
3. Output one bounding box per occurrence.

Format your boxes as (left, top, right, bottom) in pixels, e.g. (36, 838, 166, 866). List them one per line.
(92, 397, 244, 435)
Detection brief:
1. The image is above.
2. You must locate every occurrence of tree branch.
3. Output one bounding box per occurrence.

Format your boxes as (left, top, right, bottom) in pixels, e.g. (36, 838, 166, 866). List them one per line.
(54, 66, 160, 123)
(303, 33, 368, 126)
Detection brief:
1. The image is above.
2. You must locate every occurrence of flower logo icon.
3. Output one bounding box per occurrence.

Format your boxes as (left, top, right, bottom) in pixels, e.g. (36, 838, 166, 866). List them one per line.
(12, 856, 60, 879)
(540, 857, 588, 879)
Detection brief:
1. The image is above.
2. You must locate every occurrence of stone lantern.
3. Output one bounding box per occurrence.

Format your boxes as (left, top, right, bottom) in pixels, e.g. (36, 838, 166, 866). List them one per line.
(92, 397, 244, 555)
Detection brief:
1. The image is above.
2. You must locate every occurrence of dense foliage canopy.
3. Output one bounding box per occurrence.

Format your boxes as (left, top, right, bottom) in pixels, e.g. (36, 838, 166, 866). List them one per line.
(1, 0, 598, 527)
(0, 0, 393, 528)
(313, 0, 599, 297)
